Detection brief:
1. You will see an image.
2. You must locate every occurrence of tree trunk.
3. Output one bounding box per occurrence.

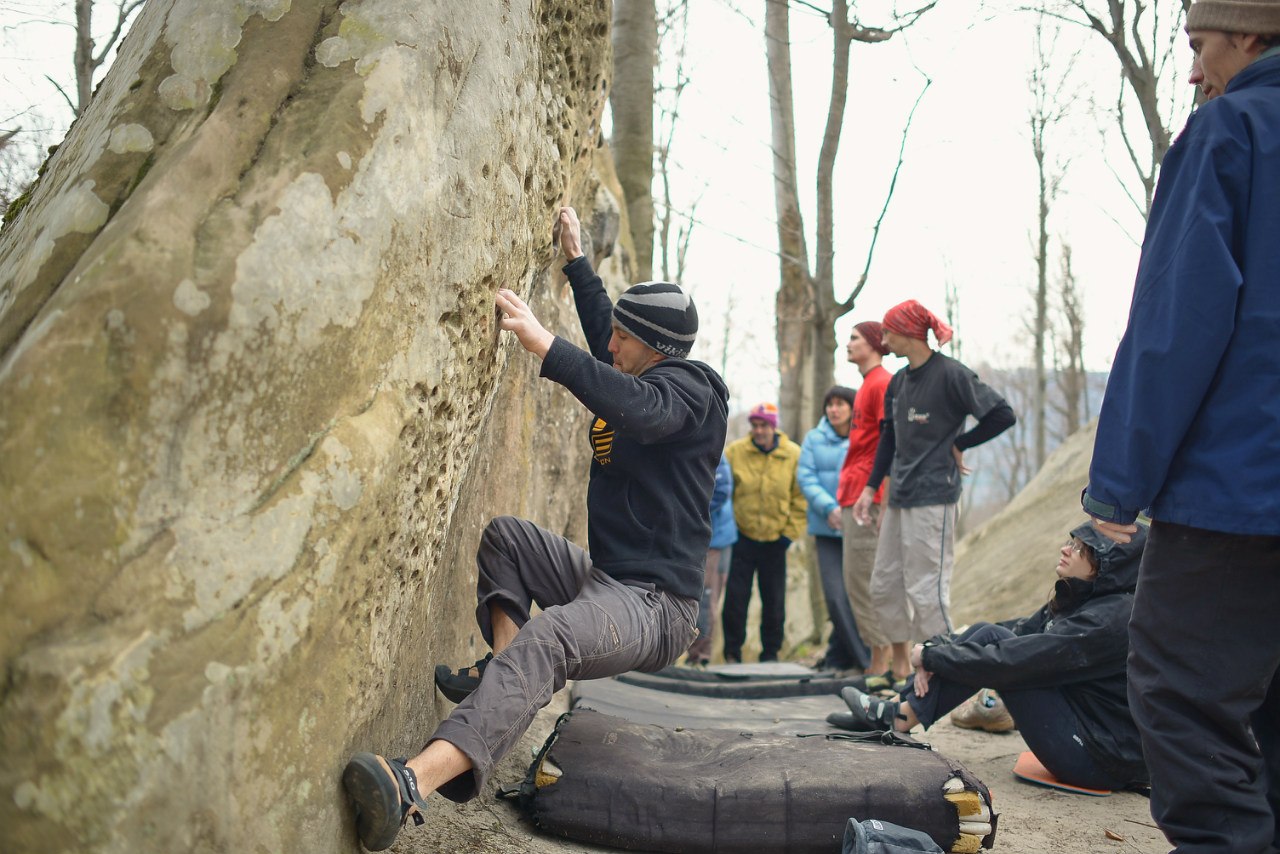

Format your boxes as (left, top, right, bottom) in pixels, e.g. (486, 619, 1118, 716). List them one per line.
(1057, 244, 1085, 435)
(808, 0, 852, 429)
(612, 0, 656, 280)
(74, 0, 95, 114)
(765, 0, 813, 438)
(0, 2, 615, 851)
(1033, 112, 1049, 470)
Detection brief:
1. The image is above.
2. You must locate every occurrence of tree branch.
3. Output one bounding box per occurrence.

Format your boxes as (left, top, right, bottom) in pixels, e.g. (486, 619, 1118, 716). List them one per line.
(837, 75, 931, 317)
(93, 0, 147, 67)
(44, 74, 77, 116)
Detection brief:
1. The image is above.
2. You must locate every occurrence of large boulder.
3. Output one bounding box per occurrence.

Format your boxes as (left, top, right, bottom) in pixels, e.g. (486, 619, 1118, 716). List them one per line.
(0, 1, 625, 851)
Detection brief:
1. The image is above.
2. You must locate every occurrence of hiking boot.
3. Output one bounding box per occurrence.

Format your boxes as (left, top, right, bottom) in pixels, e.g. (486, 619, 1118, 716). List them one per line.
(342, 753, 429, 851)
(951, 688, 1016, 733)
(433, 652, 493, 704)
(836, 685, 901, 731)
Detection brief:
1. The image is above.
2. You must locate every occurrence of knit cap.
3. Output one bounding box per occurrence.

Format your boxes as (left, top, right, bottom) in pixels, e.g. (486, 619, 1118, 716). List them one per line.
(1187, 0, 1280, 34)
(748, 402, 780, 428)
(854, 320, 890, 356)
(612, 282, 698, 359)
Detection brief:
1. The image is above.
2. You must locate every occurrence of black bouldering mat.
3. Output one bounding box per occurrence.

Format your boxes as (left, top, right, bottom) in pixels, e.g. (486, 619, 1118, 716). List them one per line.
(617, 662, 864, 699)
(572, 673, 842, 734)
(502, 709, 996, 854)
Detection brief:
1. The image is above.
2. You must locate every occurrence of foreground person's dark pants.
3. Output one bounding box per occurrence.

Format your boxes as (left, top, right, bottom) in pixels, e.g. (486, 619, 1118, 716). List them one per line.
(721, 535, 789, 661)
(1128, 521, 1280, 854)
(815, 534, 870, 669)
(906, 623, 1126, 791)
(430, 516, 698, 802)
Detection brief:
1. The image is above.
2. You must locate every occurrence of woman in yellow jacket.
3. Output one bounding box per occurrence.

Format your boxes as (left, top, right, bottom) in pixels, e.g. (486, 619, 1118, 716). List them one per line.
(721, 402, 808, 662)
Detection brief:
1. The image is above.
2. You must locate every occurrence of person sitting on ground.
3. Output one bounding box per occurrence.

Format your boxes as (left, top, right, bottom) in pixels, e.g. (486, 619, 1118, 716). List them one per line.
(831, 522, 1150, 792)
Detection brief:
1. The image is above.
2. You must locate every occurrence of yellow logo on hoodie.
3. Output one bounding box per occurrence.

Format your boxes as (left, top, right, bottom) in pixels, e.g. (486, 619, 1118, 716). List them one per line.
(591, 417, 614, 464)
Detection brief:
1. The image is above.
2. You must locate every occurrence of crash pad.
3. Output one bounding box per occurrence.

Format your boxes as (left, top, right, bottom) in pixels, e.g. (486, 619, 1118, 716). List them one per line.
(618, 662, 864, 699)
(571, 670, 842, 734)
(503, 708, 997, 854)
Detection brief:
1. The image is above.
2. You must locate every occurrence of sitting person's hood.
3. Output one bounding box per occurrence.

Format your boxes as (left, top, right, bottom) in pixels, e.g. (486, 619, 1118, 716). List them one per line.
(1053, 522, 1149, 608)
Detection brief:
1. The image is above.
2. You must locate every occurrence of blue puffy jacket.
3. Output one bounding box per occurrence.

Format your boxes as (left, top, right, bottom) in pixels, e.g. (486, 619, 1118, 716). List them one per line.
(798, 417, 850, 537)
(709, 453, 738, 549)
(1084, 53, 1280, 535)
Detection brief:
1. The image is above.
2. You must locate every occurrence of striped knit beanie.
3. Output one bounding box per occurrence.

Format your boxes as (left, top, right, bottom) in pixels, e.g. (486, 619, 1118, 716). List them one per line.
(1187, 0, 1280, 34)
(612, 282, 698, 359)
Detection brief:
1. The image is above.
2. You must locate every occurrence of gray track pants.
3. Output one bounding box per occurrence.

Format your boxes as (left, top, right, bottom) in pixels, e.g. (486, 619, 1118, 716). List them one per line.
(431, 516, 699, 802)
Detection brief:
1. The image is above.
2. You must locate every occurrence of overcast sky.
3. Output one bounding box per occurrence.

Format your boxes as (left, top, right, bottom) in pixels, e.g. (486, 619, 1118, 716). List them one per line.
(2, 0, 1196, 415)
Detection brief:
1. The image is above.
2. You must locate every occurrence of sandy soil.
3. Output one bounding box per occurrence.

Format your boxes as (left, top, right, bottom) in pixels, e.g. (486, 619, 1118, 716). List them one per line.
(388, 689, 1169, 854)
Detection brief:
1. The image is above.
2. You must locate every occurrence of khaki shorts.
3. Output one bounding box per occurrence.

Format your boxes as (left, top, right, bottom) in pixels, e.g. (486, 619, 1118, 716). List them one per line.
(842, 505, 887, 647)
(868, 503, 957, 643)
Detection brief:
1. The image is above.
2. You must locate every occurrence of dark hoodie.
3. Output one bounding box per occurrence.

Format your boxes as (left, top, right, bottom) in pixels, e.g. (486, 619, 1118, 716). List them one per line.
(922, 523, 1149, 787)
(539, 256, 730, 601)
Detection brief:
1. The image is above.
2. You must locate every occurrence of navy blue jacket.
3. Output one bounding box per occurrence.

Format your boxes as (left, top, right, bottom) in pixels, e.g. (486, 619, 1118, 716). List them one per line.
(540, 257, 729, 599)
(1084, 54, 1280, 534)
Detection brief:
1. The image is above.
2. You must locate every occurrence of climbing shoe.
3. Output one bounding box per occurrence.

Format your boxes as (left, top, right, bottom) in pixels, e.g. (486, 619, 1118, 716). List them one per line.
(833, 685, 901, 732)
(849, 669, 896, 693)
(342, 753, 428, 851)
(434, 652, 492, 703)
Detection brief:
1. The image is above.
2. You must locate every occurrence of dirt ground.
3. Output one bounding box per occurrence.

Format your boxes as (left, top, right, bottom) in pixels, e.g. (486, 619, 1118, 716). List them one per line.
(389, 688, 1169, 854)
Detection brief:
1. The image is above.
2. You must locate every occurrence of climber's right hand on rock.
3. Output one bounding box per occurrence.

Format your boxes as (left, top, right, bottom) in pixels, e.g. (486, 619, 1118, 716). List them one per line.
(558, 207, 583, 261)
(496, 289, 554, 359)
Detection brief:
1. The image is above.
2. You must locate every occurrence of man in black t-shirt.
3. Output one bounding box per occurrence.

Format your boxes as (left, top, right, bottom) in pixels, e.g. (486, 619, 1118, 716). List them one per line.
(853, 300, 1014, 675)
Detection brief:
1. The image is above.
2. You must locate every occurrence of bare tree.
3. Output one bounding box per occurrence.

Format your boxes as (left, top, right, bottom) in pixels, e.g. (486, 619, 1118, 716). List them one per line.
(0, 108, 59, 225)
(1027, 9, 1077, 471)
(765, 0, 934, 437)
(0, 127, 20, 211)
(1049, 243, 1088, 437)
(1, 1, 146, 215)
(1044, 0, 1192, 219)
(654, 0, 698, 283)
(35, 0, 147, 116)
(943, 265, 962, 364)
(612, 0, 657, 279)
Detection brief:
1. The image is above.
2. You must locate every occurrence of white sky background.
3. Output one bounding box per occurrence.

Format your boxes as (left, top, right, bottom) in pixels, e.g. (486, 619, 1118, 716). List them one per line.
(1, 0, 1197, 415)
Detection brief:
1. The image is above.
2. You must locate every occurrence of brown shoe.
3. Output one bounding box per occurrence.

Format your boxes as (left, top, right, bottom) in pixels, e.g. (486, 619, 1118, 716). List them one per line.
(951, 688, 1016, 732)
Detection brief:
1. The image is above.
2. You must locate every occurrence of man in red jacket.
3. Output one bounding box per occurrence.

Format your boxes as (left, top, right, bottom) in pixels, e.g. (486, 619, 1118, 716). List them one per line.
(836, 321, 905, 685)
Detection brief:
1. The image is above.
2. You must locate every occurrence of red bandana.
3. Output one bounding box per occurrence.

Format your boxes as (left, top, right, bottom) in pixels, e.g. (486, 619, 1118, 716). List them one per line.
(882, 300, 953, 346)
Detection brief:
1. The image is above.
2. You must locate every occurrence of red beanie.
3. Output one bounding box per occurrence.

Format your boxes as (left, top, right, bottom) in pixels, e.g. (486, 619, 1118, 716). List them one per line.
(883, 300, 953, 346)
(854, 321, 890, 356)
